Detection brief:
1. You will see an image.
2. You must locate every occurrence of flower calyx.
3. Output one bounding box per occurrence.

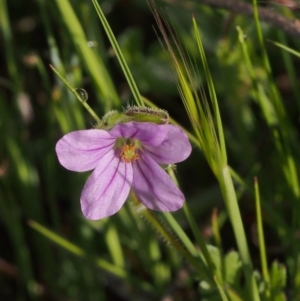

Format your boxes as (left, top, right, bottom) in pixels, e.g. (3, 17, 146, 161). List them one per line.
(96, 105, 169, 130)
(124, 105, 169, 124)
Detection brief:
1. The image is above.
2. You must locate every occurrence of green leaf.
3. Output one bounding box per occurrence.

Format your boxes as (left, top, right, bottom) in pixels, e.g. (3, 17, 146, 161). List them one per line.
(270, 261, 287, 301)
(224, 251, 242, 286)
(207, 245, 222, 283)
(270, 261, 286, 289)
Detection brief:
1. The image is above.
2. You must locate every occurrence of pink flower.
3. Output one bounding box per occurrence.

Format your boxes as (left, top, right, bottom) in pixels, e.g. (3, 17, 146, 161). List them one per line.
(55, 121, 191, 220)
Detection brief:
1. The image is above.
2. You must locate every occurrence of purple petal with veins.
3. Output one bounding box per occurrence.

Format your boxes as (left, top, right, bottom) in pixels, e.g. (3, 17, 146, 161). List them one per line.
(55, 121, 192, 219)
(81, 150, 133, 220)
(55, 129, 115, 172)
(132, 152, 184, 211)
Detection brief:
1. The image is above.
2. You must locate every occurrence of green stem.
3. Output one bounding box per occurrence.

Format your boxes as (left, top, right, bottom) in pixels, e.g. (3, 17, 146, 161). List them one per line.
(53, 0, 119, 110)
(28, 219, 153, 291)
(130, 191, 213, 282)
(91, 0, 143, 106)
(221, 166, 260, 301)
(50, 64, 102, 124)
(183, 202, 216, 271)
(254, 177, 270, 299)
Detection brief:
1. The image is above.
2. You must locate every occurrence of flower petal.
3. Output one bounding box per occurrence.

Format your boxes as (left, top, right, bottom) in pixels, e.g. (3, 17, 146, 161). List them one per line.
(56, 129, 115, 172)
(109, 122, 168, 146)
(143, 124, 192, 164)
(81, 150, 133, 220)
(132, 152, 184, 212)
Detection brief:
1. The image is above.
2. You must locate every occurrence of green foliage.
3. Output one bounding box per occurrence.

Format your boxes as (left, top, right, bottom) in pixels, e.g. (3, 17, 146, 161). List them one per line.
(1, 0, 300, 300)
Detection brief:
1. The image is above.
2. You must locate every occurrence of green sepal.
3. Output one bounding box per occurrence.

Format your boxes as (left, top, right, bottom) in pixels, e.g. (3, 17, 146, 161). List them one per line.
(96, 110, 133, 130)
(97, 106, 169, 130)
(124, 105, 169, 125)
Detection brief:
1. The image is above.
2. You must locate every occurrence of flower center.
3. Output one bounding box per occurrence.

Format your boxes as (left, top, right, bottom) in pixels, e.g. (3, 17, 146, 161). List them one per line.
(120, 144, 139, 163)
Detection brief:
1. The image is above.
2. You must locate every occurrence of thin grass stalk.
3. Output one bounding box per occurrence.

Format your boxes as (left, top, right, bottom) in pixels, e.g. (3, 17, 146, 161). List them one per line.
(219, 167, 250, 266)
(91, 0, 144, 107)
(162, 212, 198, 257)
(130, 192, 213, 282)
(276, 32, 300, 110)
(251, 0, 300, 204)
(39, 0, 86, 132)
(220, 167, 261, 301)
(0, 188, 37, 298)
(149, 7, 259, 296)
(192, 17, 227, 165)
(104, 223, 125, 267)
(237, 26, 300, 232)
(226, 287, 244, 301)
(167, 168, 216, 270)
(0, 0, 19, 87)
(192, 20, 262, 300)
(53, 0, 119, 110)
(251, 0, 285, 119)
(38, 2, 91, 133)
(37, 0, 63, 71)
(214, 275, 230, 301)
(254, 177, 271, 300)
(269, 40, 300, 58)
(28, 219, 154, 292)
(183, 202, 217, 269)
(212, 208, 222, 249)
(123, 203, 173, 286)
(192, 20, 259, 298)
(50, 65, 102, 124)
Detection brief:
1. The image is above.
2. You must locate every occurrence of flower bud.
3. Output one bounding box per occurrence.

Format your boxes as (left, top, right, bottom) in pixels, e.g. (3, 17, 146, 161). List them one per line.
(97, 110, 133, 130)
(124, 105, 169, 124)
(97, 105, 169, 130)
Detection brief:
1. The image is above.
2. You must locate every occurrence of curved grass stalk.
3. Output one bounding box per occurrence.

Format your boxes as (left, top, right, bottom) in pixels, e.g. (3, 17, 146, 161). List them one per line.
(52, 0, 120, 110)
(50, 64, 102, 124)
(254, 177, 271, 299)
(28, 219, 153, 292)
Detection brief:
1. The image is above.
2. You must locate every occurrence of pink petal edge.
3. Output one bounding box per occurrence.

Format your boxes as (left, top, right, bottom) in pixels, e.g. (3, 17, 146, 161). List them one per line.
(56, 129, 115, 172)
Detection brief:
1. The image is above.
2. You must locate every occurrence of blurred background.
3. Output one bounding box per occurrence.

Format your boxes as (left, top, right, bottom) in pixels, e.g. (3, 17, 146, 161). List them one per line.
(1, 0, 300, 300)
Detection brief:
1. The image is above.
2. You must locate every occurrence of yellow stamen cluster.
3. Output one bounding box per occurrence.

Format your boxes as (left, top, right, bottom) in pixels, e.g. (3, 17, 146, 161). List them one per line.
(120, 144, 139, 163)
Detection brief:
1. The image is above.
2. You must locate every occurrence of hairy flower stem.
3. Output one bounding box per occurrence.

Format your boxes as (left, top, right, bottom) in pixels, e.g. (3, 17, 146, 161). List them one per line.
(130, 191, 213, 282)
